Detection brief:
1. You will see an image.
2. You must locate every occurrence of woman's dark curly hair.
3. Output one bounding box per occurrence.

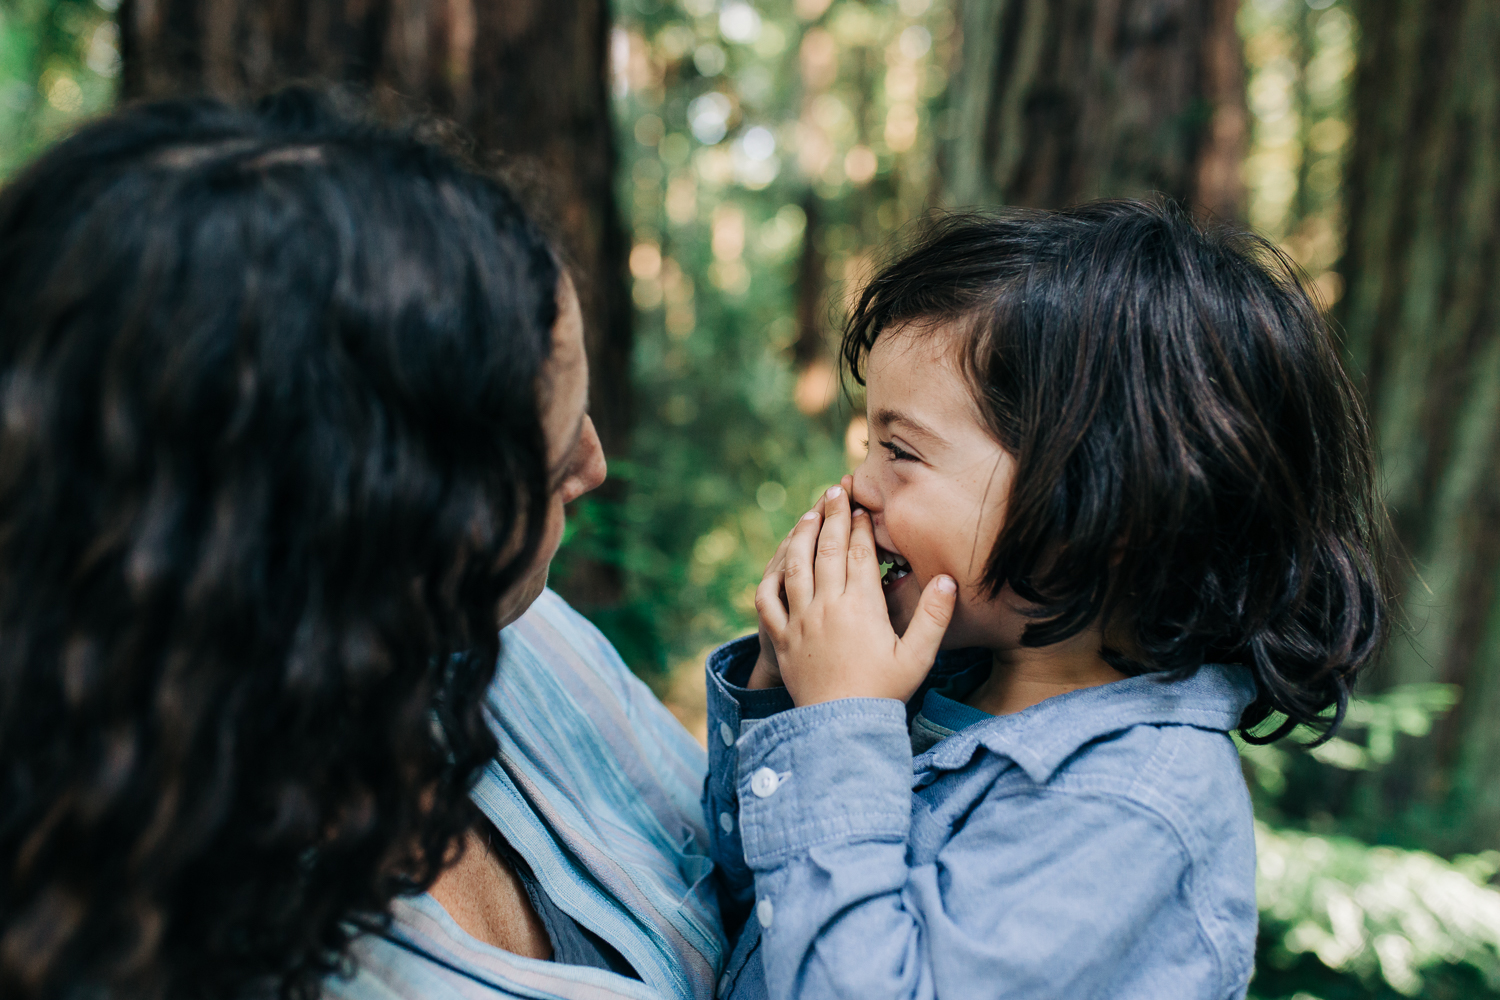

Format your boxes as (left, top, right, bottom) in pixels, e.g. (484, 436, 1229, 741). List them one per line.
(842, 202, 1387, 744)
(0, 89, 560, 998)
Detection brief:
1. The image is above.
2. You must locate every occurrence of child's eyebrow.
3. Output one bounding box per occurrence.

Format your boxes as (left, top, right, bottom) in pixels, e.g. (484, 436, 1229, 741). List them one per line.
(872, 407, 940, 443)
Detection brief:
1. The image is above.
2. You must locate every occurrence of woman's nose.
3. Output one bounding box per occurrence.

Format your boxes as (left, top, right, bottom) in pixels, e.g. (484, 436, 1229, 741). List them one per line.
(561, 417, 607, 504)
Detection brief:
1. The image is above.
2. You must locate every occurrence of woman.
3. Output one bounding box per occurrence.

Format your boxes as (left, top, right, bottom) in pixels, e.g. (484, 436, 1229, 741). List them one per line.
(0, 91, 729, 1000)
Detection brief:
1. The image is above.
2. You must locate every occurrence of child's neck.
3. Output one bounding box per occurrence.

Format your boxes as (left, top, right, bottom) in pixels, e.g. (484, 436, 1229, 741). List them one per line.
(966, 628, 1127, 716)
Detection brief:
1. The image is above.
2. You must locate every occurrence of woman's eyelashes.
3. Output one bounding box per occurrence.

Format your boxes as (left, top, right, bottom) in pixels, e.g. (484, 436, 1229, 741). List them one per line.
(879, 439, 917, 463)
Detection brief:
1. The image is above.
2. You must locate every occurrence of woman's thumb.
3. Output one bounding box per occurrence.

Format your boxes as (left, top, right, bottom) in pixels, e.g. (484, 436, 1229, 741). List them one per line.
(899, 575, 956, 666)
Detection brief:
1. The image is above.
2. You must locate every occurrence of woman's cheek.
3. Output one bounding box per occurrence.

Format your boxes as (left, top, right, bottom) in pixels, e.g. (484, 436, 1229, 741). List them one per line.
(542, 497, 568, 558)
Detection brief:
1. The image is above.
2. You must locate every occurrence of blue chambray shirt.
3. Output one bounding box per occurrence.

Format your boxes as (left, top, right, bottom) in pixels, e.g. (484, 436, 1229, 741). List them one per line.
(703, 636, 1260, 1000)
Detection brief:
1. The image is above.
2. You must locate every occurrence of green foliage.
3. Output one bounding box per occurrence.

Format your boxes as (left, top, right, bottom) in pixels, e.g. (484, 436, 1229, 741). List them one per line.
(2, 3, 1497, 998)
(1240, 0, 1356, 293)
(1254, 822, 1500, 998)
(587, 0, 954, 672)
(1238, 688, 1500, 998)
(1238, 685, 1462, 798)
(0, 0, 116, 177)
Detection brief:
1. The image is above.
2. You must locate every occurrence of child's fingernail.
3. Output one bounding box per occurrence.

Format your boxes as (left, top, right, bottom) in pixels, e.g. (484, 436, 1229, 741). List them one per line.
(826, 485, 843, 499)
(936, 576, 957, 594)
(852, 508, 867, 517)
(801, 510, 820, 521)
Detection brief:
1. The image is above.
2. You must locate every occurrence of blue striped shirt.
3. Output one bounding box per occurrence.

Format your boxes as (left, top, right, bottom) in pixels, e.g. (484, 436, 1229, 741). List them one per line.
(323, 590, 726, 1000)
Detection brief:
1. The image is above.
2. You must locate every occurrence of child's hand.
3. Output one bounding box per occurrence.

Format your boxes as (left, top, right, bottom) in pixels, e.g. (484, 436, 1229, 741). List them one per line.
(747, 490, 829, 690)
(755, 483, 957, 706)
(748, 477, 843, 689)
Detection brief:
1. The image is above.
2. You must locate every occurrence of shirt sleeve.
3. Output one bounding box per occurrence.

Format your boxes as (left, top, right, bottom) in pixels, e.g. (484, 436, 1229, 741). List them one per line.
(702, 636, 794, 927)
(734, 700, 1210, 1000)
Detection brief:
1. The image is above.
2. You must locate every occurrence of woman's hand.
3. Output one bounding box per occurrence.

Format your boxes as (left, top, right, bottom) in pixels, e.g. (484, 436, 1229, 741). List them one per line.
(755, 482, 956, 706)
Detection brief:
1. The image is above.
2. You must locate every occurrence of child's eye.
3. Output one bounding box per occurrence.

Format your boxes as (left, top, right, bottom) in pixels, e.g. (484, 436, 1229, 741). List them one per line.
(879, 440, 916, 463)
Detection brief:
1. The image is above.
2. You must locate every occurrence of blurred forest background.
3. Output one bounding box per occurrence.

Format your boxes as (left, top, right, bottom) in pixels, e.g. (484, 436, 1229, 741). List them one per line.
(5, 0, 1500, 996)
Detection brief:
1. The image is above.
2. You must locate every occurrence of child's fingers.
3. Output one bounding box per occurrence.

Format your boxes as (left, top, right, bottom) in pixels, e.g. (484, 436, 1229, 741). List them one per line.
(758, 533, 791, 608)
(754, 564, 789, 635)
(763, 528, 793, 578)
(848, 507, 881, 593)
(897, 574, 957, 669)
(782, 508, 822, 612)
(814, 486, 850, 595)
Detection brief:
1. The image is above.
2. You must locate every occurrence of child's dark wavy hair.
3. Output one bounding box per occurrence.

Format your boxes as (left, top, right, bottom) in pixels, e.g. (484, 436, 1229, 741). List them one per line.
(0, 89, 559, 998)
(842, 201, 1387, 743)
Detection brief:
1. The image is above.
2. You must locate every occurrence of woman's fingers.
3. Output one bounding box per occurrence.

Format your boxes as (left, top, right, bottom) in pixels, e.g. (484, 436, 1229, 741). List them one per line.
(848, 506, 881, 594)
(782, 505, 823, 612)
(814, 486, 850, 595)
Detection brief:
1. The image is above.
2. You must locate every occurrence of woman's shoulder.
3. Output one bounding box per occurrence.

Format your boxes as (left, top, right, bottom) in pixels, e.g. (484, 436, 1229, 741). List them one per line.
(474, 591, 725, 997)
(491, 588, 706, 785)
(503, 589, 633, 693)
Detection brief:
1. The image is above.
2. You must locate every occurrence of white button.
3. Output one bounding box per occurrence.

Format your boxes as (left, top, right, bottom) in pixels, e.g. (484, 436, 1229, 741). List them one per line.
(756, 898, 774, 928)
(750, 767, 780, 798)
(720, 721, 736, 747)
(719, 811, 734, 834)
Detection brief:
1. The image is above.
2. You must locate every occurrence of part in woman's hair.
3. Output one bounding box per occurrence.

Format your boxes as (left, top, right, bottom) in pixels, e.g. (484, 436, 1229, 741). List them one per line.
(0, 89, 560, 999)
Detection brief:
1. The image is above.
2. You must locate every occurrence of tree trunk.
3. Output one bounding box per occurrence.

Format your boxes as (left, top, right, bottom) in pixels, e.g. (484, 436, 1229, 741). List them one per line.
(118, 0, 632, 607)
(1338, 0, 1500, 853)
(943, 0, 1247, 219)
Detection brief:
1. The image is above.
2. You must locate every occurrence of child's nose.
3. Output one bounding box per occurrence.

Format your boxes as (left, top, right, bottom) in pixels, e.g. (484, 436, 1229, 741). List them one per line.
(851, 458, 880, 513)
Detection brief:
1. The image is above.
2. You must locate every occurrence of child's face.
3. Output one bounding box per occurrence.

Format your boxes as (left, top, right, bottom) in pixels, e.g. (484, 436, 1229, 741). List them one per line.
(851, 324, 1022, 651)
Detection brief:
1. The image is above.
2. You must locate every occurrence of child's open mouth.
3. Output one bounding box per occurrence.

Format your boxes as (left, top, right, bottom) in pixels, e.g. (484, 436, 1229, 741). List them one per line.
(877, 546, 911, 591)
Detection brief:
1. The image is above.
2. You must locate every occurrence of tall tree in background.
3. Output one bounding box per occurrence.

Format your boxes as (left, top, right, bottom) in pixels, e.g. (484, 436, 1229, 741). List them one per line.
(1338, 0, 1500, 853)
(943, 0, 1247, 219)
(118, 0, 632, 606)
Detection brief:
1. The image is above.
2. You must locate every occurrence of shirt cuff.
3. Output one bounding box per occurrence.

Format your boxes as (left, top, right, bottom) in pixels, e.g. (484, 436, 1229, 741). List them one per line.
(733, 698, 912, 867)
(706, 634, 796, 724)
(703, 635, 790, 910)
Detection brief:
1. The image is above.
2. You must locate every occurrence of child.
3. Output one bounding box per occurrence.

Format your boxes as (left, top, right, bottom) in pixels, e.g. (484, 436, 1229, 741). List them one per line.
(702, 202, 1384, 1000)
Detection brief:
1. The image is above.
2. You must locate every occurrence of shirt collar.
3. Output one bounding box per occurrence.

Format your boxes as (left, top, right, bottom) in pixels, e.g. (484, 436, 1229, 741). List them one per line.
(922, 662, 1258, 784)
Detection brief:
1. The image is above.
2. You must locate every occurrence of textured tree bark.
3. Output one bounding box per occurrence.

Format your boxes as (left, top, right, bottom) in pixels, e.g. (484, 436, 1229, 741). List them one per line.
(792, 192, 825, 371)
(1338, 0, 1500, 852)
(119, 0, 632, 606)
(943, 0, 1247, 219)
